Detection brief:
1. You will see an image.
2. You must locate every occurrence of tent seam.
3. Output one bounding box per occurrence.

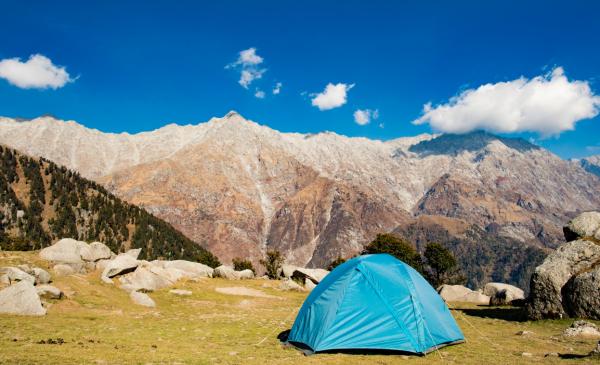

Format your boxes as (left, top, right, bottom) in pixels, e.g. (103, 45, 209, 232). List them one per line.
(356, 265, 421, 353)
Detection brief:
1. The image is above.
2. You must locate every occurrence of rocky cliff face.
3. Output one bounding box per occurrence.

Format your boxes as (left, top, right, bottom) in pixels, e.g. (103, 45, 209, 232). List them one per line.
(578, 155, 600, 177)
(1, 113, 599, 289)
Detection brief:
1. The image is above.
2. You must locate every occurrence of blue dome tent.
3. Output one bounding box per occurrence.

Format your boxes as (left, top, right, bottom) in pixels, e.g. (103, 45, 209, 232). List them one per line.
(285, 254, 464, 355)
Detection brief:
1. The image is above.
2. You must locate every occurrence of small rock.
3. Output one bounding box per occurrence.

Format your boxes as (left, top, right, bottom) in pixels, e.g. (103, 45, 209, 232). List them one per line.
(544, 352, 559, 357)
(36, 285, 63, 300)
(521, 352, 532, 357)
(169, 289, 192, 296)
(130, 291, 155, 307)
(516, 330, 534, 336)
(563, 320, 600, 338)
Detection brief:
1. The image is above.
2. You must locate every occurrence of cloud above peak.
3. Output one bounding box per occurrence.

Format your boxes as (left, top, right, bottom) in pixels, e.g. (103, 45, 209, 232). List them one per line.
(311, 82, 354, 111)
(413, 67, 600, 136)
(0, 54, 74, 89)
(226, 47, 266, 89)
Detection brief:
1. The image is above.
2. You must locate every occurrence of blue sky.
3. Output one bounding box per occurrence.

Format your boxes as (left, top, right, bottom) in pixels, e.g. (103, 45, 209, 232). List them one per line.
(0, 0, 599, 158)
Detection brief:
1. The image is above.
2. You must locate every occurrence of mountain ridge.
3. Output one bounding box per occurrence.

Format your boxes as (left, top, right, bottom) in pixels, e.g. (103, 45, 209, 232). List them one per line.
(0, 113, 599, 290)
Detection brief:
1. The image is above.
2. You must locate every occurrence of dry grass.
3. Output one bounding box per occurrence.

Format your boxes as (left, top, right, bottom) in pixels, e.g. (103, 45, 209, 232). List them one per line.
(0, 251, 599, 364)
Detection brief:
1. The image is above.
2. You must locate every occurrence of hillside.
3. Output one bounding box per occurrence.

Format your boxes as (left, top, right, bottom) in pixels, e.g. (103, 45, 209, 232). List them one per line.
(1, 250, 599, 364)
(1, 113, 600, 291)
(0, 145, 219, 266)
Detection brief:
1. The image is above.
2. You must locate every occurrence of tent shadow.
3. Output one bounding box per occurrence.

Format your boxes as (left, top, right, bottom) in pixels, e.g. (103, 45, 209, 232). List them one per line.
(277, 329, 446, 357)
(453, 306, 527, 322)
(558, 353, 591, 359)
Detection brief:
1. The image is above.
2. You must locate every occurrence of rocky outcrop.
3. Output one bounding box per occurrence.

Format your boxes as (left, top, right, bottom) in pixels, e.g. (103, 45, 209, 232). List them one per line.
(0, 281, 46, 316)
(527, 212, 600, 320)
(483, 283, 525, 305)
(118, 264, 175, 292)
(40, 238, 118, 276)
(438, 284, 490, 305)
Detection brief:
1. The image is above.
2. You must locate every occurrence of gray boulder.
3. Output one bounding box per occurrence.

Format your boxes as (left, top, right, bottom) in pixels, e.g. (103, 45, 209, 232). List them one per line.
(0, 267, 35, 285)
(155, 260, 214, 279)
(563, 320, 600, 338)
(31, 268, 52, 285)
(438, 284, 490, 305)
(305, 279, 317, 291)
(563, 211, 600, 241)
(562, 265, 600, 319)
(130, 291, 155, 307)
(52, 264, 76, 276)
(124, 248, 142, 259)
(39, 238, 89, 264)
(101, 253, 139, 279)
(118, 264, 175, 292)
(484, 283, 525, 305)
(81, 242, 113, 262)
(0, 281, 46, 316)
(36, 284, 63, 300)
(291, 268, 329, 285)
(527, 238, 600, 320)
(237, 269, 255, 280)
(279, 279, 305, 292)
(213, 265, 251, 280)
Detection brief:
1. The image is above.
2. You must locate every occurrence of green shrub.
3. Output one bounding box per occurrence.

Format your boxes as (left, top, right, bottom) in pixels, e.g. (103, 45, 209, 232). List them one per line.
(363, 233, 423, 272)
(260, 250, 284, 279)
(232, 257, 255, 274)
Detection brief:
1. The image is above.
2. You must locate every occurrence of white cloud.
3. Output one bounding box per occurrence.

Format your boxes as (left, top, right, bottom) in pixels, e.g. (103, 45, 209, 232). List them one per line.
(0, 54, 74, 89)
(353, 108, 379, 125)
(238, 48, 263, 65)
(311, 82, 354, 111)
(413, 67, 600, 136)
(272, 82, 282, 95)
(239, 68, 265, 89)
(254, 89, 265, 99)
(227, 47, 266, 89)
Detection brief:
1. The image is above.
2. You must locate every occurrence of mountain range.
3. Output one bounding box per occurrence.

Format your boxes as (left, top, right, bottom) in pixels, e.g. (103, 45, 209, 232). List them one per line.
(1, 112, 599, 290)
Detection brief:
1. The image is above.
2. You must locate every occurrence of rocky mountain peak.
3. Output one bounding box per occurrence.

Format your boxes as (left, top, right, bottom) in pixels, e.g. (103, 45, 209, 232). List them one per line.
(408, 130, 540, 156)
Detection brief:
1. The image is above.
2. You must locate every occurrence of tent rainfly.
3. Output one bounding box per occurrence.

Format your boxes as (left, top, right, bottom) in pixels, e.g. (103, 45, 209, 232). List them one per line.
(285, 254, 464, 355)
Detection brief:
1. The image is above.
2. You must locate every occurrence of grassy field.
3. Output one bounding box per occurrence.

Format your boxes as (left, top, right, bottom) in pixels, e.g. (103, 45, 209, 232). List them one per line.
(0, 251, 598, 364)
